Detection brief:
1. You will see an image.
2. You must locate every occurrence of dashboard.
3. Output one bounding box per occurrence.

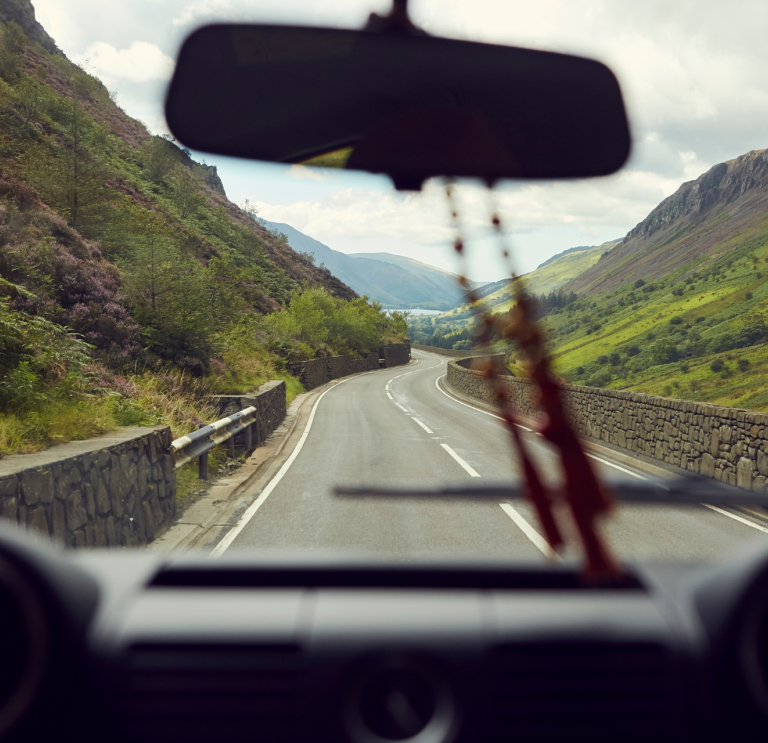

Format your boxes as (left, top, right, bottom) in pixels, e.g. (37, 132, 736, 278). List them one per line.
(2, 522, 768, 743)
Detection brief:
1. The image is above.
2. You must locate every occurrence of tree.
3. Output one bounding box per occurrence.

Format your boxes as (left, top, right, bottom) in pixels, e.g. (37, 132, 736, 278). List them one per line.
(15, 79, 46, 125)
(169, 165, 204, 219)
(140, 135, 178, 183)
(22, 102, 113, 238)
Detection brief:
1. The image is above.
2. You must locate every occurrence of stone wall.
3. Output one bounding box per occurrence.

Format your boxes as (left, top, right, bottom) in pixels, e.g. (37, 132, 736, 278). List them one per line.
(381, 342, 411, 368)
(287, 351, 383, 391)
(210, 380, 287, 448)
(447, 359, 768, 493)
(0, 427, 175, 548)
(412, 344, 501, 358)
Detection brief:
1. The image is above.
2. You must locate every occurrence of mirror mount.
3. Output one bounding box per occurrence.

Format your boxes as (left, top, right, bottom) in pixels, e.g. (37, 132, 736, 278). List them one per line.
(364, 0, 427, 36)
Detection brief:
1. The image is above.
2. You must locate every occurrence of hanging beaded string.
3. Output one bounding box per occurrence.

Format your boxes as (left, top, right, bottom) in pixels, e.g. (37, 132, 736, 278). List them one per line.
(445, 183, 618, 578)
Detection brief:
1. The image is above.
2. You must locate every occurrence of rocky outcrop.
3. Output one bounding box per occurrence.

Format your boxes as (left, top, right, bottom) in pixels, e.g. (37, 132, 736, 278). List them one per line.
(566, 148, 768, 295)
(0, 0, 61, 56)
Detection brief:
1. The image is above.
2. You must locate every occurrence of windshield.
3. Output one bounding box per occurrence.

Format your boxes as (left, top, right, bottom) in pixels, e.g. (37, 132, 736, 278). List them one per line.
(1, 0, 768, 570)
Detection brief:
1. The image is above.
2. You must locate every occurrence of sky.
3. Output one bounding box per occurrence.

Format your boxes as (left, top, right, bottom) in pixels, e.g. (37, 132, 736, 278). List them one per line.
(32, 0, 768, 283)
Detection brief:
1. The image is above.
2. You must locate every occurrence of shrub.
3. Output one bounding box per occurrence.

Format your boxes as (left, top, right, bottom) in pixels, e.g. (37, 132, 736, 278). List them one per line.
(634, 279, 645, 288)
(626, 345, 640, 357)
(710, 359, 724, 372)
(597, 355, 608, 365)
(680, 363, 689, 373)
(608, 352, 621, 366)
(695, 317, 705, 324)
(738, 359, 750, 372)
(746, 292, 753, 300)
(670, 317, 683, 325)
(650, 339, 679, 365)
(690, 380, 702, 393)
(672, 287, 684, 296)
(576, 366, 585, 376)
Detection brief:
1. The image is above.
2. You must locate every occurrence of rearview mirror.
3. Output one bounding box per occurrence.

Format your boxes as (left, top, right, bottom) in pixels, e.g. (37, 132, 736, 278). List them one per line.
(166, 25, 631, 190)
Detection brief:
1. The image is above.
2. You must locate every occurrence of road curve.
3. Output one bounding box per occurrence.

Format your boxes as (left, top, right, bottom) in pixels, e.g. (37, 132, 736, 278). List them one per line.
(221, 350, 768, 563)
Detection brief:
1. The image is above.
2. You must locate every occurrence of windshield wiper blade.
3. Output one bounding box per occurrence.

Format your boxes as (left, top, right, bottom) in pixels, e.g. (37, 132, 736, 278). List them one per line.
(334, 476, 768, 507)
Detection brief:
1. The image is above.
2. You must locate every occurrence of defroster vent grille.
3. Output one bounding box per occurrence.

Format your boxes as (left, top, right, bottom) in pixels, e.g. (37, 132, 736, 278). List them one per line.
(120, 644, 304, 743)
(489, 643, 679, 743)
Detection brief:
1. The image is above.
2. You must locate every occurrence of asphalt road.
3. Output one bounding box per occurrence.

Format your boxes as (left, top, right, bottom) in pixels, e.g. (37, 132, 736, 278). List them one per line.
(221, 350, 768, 563)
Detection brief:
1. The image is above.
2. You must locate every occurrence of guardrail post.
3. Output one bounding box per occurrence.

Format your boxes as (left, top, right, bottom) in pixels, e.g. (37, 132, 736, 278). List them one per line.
(227, 434, 235, 458)
(199, 451, 208, 480)
(245, 423, 252, 453)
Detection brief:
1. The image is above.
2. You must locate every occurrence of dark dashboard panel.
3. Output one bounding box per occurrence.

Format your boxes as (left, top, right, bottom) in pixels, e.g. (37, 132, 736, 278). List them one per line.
(1, 525, 768, 743)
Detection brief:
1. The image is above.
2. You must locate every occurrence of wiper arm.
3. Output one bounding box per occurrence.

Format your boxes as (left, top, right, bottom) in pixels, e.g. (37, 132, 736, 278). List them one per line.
(334, 475, 768, 507)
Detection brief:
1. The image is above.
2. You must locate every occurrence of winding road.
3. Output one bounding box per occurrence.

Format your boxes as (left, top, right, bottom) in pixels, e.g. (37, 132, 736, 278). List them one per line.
(216, 350, 768, 562)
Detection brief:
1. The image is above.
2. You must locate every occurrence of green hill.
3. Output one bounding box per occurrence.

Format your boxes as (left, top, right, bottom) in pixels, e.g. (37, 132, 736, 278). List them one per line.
(0, 0, 406, 455)
(538, 149, 768, 412)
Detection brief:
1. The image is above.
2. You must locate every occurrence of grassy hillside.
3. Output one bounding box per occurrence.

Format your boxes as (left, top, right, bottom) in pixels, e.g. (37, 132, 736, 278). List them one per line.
(409, 240, 618, 348)
(0, 1, 406, 456)
(518, 149, 768, 412)
(566, 150, 768, 295)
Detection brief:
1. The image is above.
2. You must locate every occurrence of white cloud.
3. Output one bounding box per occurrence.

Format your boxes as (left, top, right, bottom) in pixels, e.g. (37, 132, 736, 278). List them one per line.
(172, 0, 237, 28)
(75, 41, 174, 84)
(253, 169, 674, 251)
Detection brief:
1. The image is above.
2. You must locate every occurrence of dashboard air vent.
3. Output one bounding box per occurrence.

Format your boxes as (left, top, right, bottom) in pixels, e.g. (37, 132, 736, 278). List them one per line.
(489, 642, 679, 743)
(121, 644, 303, 743)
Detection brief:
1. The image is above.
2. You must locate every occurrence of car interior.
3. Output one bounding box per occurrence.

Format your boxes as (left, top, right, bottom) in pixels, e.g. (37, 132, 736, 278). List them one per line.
(3, 2, 768, 742)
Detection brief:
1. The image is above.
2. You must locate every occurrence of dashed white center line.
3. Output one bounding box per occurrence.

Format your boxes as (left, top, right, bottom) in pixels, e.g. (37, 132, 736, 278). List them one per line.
(412, 417, 433, 434)
(499, 503, 562, 560)
(395, 403, 409, 413)
(386, 392, 393, 400)
(440, 444, 481, 477)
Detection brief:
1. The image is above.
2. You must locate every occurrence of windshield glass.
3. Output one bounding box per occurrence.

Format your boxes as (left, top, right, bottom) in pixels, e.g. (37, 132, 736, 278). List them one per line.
(2, 0, 768, 569)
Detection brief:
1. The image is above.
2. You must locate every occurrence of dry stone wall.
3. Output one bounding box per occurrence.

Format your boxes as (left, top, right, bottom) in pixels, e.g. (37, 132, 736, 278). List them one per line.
(287, 344, 411, 391)
(0, 427, 175, 548)
(287, 353, 380, 391)
(211, 380, 287, 448)
(411, 344, 501, 358)
(381, 342, 411, 368)
(447, 359, 768, 493)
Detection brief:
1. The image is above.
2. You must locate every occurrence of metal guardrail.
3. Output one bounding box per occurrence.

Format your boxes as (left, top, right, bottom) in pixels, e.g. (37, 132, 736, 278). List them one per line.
(171, 406, 258, 479)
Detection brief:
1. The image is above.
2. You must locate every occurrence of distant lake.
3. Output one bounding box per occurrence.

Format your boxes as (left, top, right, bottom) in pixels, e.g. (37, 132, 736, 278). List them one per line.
(388, 308, 443, 316)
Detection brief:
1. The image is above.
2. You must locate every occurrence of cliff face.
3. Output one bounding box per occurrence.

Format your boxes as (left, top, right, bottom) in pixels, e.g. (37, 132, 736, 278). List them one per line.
(566, 149, 768, 295)
(0, 0, 60, 55)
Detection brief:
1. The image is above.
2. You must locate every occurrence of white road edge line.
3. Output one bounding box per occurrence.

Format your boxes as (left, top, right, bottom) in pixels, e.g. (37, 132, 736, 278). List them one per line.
(584, 453, 648, 481)
(211, 376, 356, 557)
(430, 363, 768, 534)
(440, 443, 481, 477)
(434, 374, 654, 479)
(386, 392, 393, 399)
(395, 403, 409, 413)
(703, 504, 768, 534)
(499, 503, 562, 560)
(412, 417, 433, 434)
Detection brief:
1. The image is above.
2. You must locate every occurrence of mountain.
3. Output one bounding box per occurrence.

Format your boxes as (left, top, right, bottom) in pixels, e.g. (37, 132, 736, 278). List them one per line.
(0, 0, 356, 370)
(260, 220, 469, 310)
(435, 239, 619, 324)
(566, 149, 768, 295)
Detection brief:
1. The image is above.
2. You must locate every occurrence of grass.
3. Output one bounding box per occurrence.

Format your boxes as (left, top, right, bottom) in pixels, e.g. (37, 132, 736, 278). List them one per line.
(529, 231, 768, 411)
(0, 397, 117, 455)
